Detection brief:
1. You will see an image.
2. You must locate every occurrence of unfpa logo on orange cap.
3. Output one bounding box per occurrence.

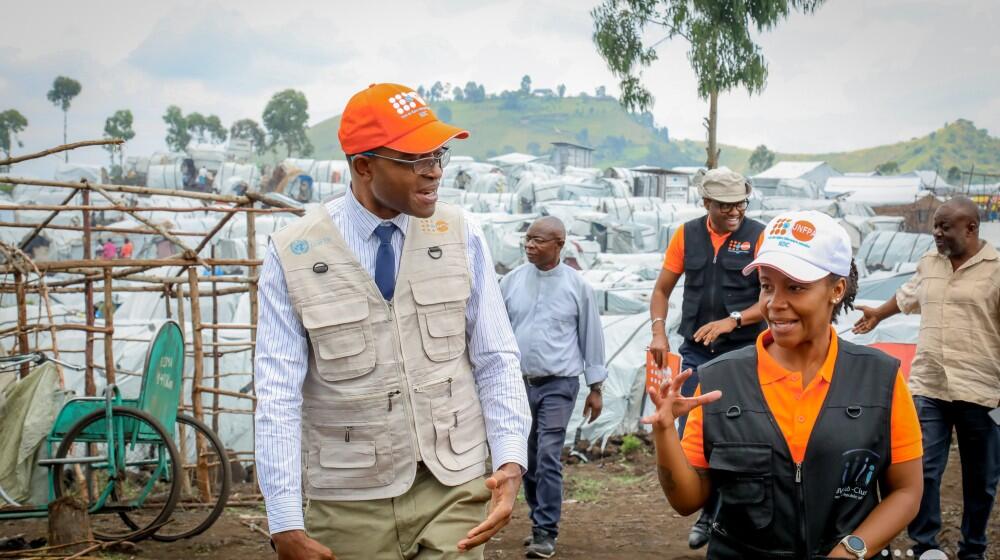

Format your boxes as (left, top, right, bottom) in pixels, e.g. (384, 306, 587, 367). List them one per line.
(388, 92, 427, 118)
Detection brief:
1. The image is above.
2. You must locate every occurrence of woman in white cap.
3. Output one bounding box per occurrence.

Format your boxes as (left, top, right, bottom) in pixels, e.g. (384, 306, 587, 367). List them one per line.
(643, 211, 924, 559)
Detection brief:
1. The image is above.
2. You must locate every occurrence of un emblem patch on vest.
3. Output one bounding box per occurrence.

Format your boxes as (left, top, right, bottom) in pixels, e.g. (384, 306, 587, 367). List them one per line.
(291, 239, 310, 255)
(419, 219, 449, 234)
(834, 449, 880, 501)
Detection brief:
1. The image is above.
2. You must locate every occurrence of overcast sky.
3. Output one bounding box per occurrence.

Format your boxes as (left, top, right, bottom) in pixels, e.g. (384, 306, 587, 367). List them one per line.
(3, 0, 998, 176)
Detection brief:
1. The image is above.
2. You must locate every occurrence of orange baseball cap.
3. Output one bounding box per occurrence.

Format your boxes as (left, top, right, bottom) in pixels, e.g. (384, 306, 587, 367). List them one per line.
(338, 83, 469, 155)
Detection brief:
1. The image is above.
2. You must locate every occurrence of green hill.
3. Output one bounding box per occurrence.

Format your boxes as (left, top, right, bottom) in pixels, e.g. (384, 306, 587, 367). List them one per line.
(306, 96, 998, 176)
(771, 119, 1000, 176)
(308, 95, 713, 169)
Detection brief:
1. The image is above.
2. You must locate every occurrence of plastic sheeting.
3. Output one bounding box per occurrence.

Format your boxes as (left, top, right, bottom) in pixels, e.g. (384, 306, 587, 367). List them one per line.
(0, 363, 69, 505)
(857, 231, 934, 273)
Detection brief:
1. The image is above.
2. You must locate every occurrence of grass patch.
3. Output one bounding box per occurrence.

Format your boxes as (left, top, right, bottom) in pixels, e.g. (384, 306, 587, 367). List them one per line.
(619, 434, 644, 457)
(564, 475, 604, 503)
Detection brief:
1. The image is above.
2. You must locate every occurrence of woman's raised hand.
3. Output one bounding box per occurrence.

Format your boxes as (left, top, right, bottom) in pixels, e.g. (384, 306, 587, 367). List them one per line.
(639, 368, 722, 432)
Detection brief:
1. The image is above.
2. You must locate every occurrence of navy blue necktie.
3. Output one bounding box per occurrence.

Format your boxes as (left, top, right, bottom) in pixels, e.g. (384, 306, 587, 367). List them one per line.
(374, 223, 397, 301)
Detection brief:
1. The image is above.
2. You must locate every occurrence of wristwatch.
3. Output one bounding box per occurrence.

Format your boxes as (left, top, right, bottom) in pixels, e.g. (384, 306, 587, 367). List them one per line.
(840, 535, 867, 559)
(589, 382, 603, 394)
(728, 311, 743, 328)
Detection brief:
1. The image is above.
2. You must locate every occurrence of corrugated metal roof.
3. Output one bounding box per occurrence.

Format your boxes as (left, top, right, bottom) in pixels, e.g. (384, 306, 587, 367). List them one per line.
(754, 161, 827, 179)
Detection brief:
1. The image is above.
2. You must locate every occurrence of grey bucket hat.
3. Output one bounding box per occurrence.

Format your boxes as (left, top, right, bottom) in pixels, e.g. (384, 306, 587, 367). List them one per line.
(695, 166, 751, 203)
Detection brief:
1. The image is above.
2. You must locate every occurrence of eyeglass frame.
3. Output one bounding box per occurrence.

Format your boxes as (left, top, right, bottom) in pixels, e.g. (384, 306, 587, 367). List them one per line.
(355, 147, 451, 175)
(706, 198, 750, 213)
(523, 234, 563, 246)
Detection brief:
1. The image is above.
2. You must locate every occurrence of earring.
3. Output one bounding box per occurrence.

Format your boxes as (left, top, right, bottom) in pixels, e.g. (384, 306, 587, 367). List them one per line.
(832, 299, 840, 304)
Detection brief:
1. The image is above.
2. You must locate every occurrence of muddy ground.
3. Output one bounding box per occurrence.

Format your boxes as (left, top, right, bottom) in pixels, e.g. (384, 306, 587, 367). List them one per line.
(2, 439, 996, 559)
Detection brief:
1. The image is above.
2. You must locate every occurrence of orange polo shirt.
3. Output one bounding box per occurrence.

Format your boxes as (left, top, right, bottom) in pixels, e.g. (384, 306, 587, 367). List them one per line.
(662, 217, 766, 274)
(681, 327, 923, 468)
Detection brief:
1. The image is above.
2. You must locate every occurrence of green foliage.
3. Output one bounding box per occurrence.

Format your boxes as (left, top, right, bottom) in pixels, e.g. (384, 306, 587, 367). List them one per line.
(186, 112, 227, 144)
(947, 165, 962, 184)
(874, 160, 900, 175)
(163, 105, 191, 152)
(520, 75, 532, 95)
(452, 86, 464, 101)
(46, 76, 81, 111)
(565, 475, 604, 503)
(263, 89, 313, 157)
(749, 144, 776, 172)
(620, 434, 643, 456)
(0, 109, 28, 162)
(103, 109, 135, 170)
(557, 84, 567, 98)
(230, 118, 267, 155)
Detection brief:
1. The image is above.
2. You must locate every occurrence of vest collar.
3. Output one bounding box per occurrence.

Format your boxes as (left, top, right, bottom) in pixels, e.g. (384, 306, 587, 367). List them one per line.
(344, 185, 411, 240)
(757, 326, 838, 386)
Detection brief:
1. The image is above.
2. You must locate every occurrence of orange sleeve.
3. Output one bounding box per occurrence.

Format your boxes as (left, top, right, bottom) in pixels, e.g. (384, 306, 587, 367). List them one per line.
(754, 231, 765, 258)
(662, 226, 685, 274)
(889, 369, 923, 464)
(680, 385, 709, 468)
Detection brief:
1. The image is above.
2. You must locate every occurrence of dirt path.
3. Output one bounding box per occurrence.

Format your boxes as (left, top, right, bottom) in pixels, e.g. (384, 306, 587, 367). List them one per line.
(2, 444, 995, 559)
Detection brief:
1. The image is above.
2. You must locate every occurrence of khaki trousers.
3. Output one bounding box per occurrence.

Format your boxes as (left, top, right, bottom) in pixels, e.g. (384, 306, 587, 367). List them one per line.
(305, 464, 491, 560)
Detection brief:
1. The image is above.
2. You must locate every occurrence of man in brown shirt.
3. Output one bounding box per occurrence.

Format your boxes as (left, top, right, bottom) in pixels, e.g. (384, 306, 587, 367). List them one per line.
(854, 197, 1000, 560)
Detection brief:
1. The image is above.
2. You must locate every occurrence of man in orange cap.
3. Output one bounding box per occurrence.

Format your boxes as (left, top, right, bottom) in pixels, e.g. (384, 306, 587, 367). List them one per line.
(255, 83, 530, 560)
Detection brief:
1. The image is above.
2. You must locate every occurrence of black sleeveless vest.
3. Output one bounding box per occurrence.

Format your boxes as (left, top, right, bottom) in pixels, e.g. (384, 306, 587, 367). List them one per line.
(698, 339, 899, 559)
(679, 216, 765, 354)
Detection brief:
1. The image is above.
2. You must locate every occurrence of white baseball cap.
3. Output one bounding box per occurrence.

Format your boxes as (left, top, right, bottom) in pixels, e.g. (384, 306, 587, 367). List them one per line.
(742, 210, 852, 282)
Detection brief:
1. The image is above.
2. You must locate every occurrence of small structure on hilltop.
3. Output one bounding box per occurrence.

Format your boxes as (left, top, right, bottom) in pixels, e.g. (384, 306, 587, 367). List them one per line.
(550, 142, 594, 174)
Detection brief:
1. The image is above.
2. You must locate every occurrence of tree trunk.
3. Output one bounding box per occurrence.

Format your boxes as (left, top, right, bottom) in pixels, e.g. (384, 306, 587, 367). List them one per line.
(63, 111, 68, 163)
(705, 89, 719, 169)
(48, 495, 93, 546)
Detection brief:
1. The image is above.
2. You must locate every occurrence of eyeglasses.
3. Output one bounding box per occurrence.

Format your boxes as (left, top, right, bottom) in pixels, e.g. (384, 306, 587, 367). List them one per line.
(358, 147, 450, 175)
(524, 235, 560, 246)
(709, 199, 749, 213)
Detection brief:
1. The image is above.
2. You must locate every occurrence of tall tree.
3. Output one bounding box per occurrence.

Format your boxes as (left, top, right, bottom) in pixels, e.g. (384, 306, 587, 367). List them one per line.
(263, 89, 313, 157)
(0, 109, 29, 167)
(593, 0, 825, 169)
(163, 105, 191, 152)
(429, 81, 444, 102)
(102, 109, 135, 172)
(557, 84, 567, 98)
(875, 161, 900, 175)
(230, 118, 266, 154)
(46, 76, 82, 161)
(520, 75, 532, 95)
(453, 86, 465, 101)
(749, 144, 776, 173)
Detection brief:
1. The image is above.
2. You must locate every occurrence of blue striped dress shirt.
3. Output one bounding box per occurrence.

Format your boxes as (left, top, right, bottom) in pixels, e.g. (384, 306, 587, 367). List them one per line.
(254, 188, 530, 535)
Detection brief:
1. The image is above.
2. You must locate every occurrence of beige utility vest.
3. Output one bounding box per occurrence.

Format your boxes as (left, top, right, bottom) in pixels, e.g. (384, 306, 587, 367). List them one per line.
(271, 202, 488, 501)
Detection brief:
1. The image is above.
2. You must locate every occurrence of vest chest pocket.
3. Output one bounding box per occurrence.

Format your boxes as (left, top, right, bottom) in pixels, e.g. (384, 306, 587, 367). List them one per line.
(709, 443, 774, 530)
(433, 400, 488, 472)
(306, 422, 394, 489)
(301, 297, 376, 381)
(411, 277, 470, 363)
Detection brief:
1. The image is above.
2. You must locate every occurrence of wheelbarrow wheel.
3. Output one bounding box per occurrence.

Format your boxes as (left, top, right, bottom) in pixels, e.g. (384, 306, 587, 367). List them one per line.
(52, 406, 182, 542)
(121, 414, 231, 541)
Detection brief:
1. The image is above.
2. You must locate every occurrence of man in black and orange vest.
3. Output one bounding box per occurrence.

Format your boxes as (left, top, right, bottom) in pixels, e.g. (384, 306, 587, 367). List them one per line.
(648, 167, 767, 549)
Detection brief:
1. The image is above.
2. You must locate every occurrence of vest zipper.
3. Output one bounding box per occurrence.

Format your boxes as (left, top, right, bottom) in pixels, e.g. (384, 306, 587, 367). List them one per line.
(795, 462, 807, 555)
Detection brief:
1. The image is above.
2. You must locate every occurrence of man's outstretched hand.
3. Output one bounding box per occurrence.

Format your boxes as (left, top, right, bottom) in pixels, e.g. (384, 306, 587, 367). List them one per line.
(457, 463, 522, 552)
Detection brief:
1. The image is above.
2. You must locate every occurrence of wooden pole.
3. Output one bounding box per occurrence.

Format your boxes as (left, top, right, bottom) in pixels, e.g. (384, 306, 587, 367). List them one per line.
(211, 246, 221, 436)
(186, 268, 212, 502)
(82, 189, 95, 396)
(0, 257, 262, 273)
(102, 269, 116, 386)
(14, 271, 29, 378)
(246, 208, 258, 413)
(2, 220, 208, 238)
(0, 175, 249, 204)
(0, 138, 122, 167)
(17, 190, 78, 251)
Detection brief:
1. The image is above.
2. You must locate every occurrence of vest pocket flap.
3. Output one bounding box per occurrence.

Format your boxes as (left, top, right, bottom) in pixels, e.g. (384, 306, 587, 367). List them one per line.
(319, 441, 376, 469)
(427, 309, 466, 338)
(722, 478, 767, 504)
(302, 297, 369, 329)
(314, 327, 366, 360)
(709, 444, 772, 474)
(449, 408, 486, 455)
(411, 277, 471, 305)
